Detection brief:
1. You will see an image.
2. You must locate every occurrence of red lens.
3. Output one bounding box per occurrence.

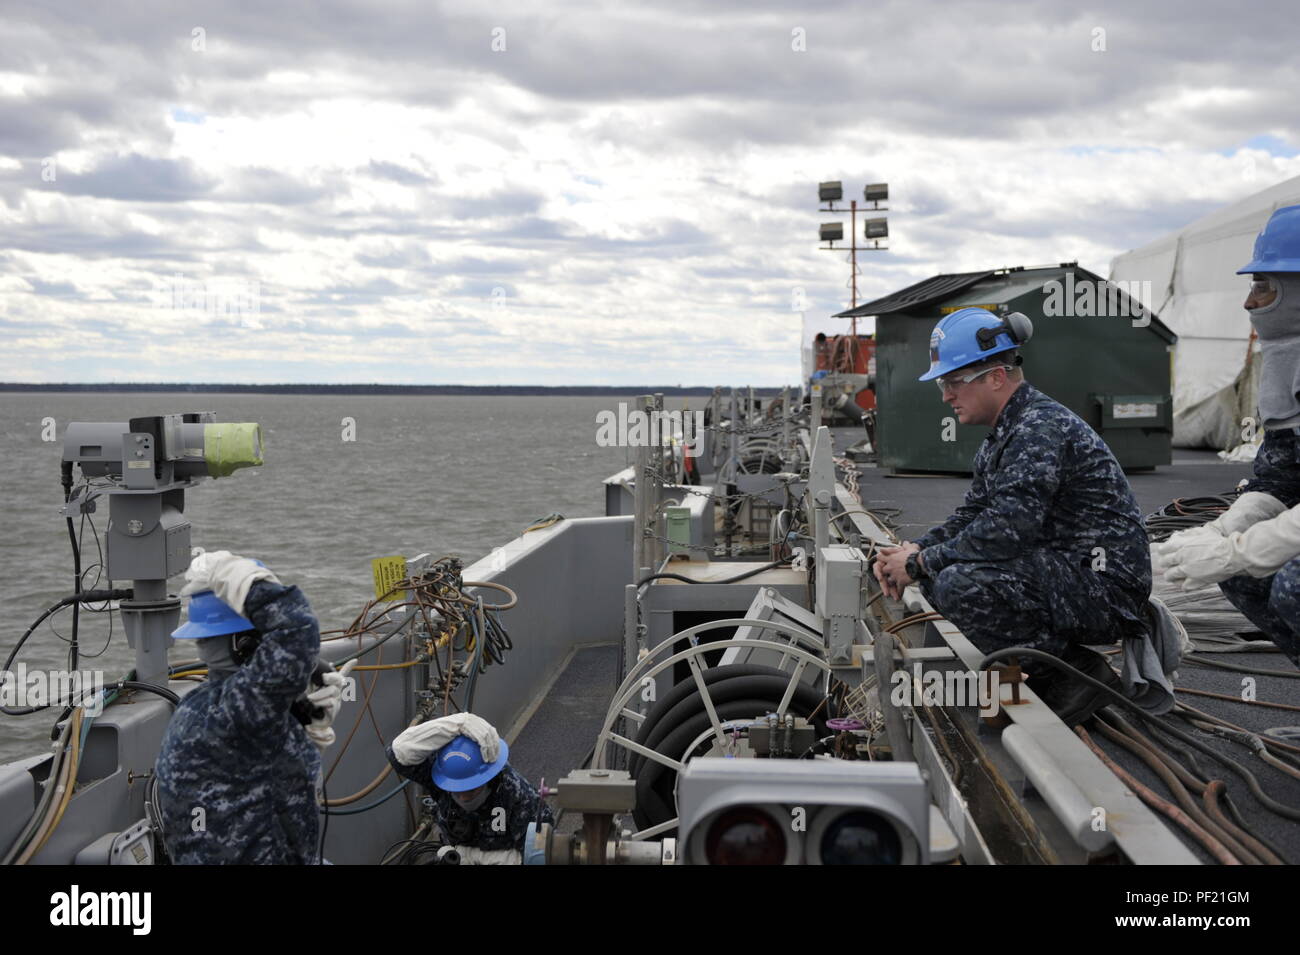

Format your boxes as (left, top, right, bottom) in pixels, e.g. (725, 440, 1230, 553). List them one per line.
(704, 808, 785, 865)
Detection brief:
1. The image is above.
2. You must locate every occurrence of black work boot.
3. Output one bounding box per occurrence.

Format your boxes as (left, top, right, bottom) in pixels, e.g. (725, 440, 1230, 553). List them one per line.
(1027, 645, 1120, 726)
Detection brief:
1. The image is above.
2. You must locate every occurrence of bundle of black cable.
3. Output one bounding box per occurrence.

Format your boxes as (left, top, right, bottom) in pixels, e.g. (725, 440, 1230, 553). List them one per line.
(1143, 492, 1240, 543)
(629, 664, 830, 832)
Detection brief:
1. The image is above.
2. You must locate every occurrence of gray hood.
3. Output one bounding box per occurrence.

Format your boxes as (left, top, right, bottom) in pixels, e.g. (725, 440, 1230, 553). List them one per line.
(1250, 275, 1300, 430)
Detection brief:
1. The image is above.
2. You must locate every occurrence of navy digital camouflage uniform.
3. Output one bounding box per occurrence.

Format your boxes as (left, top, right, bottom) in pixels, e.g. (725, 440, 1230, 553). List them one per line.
(913, 383, 1151, 657)
(157, 579, 322, 864)
(385, 744, 554, 852)
(1218, 427, 1300, 665)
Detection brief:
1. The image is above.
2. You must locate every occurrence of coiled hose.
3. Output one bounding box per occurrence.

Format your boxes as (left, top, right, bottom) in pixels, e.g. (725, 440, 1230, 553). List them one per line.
(629, 665, 829, 832)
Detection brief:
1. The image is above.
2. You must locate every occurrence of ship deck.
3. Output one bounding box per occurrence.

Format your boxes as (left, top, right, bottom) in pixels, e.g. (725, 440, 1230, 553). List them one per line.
(503, 428, 1299, 863)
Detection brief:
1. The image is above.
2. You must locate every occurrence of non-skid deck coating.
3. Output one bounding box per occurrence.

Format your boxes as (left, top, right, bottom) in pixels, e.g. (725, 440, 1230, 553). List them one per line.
(509, 644, 620, 796)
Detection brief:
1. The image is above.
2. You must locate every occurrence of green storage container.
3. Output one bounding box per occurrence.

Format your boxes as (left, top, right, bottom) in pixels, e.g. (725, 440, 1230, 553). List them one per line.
(836, 265, 1176, 472)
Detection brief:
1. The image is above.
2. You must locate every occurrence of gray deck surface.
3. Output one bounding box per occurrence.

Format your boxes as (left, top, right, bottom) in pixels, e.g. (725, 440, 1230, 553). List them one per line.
(509, 644, 620, 793)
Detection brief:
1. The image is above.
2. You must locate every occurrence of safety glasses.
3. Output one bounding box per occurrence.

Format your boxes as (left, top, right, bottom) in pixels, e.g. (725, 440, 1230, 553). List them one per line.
(934, 365, 1012, 392)
(1250, 275, 1278, 299)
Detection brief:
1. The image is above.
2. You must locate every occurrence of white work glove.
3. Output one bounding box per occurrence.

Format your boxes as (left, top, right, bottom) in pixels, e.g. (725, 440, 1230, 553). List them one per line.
(1153, 533, 1243, 589)
(452, 846, 521, 865)
(1151, 525, 1220, 582)
(1203, 492, 1288, 536)
(304, 660, 356, 750)
(1154, 505, 1300, 588)
(1234, 506, 1300, 577)
(391, 713, 500, 766)
(180, 549, 280, 615)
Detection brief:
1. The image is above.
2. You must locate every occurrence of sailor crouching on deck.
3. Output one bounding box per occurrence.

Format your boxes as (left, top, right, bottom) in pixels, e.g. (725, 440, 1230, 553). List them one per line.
(385, 714, 554, 864)
(872, 308, 1152, 725)
(1154, 205, 1300, 668)
(157, 551, 350, 864)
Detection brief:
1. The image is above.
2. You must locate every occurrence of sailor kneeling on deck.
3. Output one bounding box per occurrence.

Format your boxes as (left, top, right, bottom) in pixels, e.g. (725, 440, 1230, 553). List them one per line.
(1154, 205, 1300, 669)
(386, 713, 554, 864)
(873, 308, 1151, 725)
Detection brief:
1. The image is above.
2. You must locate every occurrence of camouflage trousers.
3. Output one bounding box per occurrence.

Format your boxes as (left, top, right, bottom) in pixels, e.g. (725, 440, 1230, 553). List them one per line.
(1219, 557, 1300, 667)
(919, 549, 1148, 658)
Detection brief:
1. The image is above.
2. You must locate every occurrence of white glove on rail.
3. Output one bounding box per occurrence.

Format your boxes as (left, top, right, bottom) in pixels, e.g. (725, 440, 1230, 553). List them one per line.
(180, 549, 281, 615)
(391, 713, 500, 766)
(305, 660, 356, 750)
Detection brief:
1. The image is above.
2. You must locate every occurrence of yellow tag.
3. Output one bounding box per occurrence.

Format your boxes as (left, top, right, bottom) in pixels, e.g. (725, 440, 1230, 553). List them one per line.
(371, 556, 408, 601)
(938, 304, 998, 314)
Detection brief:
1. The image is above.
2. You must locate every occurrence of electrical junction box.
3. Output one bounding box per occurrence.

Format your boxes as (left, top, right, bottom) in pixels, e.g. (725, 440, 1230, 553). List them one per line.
(816, 545, 866, 664)
(665, 506, 692, 556)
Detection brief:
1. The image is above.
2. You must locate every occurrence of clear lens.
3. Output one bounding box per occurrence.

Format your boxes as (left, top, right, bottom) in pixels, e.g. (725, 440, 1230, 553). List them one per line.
(1251, 277, 1277, 297)
(935, 365, 1010, 392)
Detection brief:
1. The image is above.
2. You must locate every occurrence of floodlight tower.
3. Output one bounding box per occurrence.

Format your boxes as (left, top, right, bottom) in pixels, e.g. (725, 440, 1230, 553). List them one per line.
(816, 182, 889, 337)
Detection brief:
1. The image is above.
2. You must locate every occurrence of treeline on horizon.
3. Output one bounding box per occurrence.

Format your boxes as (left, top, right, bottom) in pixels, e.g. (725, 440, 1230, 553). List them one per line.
(0, 383, 785, 396)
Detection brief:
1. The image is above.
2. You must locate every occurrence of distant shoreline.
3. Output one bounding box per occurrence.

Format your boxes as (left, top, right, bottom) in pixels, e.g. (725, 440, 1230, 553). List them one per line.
(0, 383, 785, 396)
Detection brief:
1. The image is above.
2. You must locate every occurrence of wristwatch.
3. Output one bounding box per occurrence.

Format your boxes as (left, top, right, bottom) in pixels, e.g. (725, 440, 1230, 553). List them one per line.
(904, 550, 928, 581)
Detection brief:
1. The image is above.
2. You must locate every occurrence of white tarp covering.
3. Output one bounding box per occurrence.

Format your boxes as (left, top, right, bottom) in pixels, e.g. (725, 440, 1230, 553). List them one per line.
(1109, 175, 1300, 448)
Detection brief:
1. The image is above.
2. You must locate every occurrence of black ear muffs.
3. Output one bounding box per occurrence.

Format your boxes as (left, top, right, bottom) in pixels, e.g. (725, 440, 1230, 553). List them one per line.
(231, 629, 262, 666)
(1005, 311, 1034, 345)
(976, 311, 1034, 351)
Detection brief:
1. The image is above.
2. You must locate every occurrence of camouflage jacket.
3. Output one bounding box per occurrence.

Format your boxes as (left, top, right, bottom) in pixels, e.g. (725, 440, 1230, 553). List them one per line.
(1243, 427, 1300, 507)
(913, 383, 1151, 599)
(385, 746, 554, 852)
(157, 579, 322, 864)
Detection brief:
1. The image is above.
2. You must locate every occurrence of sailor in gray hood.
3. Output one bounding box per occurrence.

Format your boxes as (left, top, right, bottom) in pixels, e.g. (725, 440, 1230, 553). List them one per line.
(157, 551, 352, 863)
(1154, 205, 1300, 666)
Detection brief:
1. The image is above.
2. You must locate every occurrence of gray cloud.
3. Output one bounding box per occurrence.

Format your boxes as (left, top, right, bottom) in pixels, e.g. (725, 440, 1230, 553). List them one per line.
(0, 0, 1297, 384)
(50, 153, 214, 202)
(365, 160, 434, 185)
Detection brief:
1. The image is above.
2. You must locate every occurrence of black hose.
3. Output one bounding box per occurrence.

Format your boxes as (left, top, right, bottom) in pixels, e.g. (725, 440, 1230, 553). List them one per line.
(1144, 494, 1239, 542)
(628, 664, 796, 777)
(116, 681, 181, 706)
(632, 681, 829, 832)
(3, 589, 133, 716)
(636, 560, 787, 589)
(60, 463, 82, 671)
(635, 697, 786, 830)
(633, 672, 823, 780)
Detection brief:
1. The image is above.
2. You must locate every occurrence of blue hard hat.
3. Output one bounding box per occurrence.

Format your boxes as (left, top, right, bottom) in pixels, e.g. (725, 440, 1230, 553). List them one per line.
(918, 308, 1032, 382)
(431, 735, 509, 792)
(1237, 204, 1300, 274)
(172, 590, 255, 639)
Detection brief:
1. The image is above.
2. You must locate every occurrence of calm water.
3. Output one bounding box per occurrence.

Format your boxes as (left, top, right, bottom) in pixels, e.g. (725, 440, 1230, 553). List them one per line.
(0, 392, 693, 762)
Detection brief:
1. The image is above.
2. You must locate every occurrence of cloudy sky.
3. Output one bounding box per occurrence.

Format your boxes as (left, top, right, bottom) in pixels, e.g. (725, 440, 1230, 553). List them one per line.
(2, 0, 1298, 386)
